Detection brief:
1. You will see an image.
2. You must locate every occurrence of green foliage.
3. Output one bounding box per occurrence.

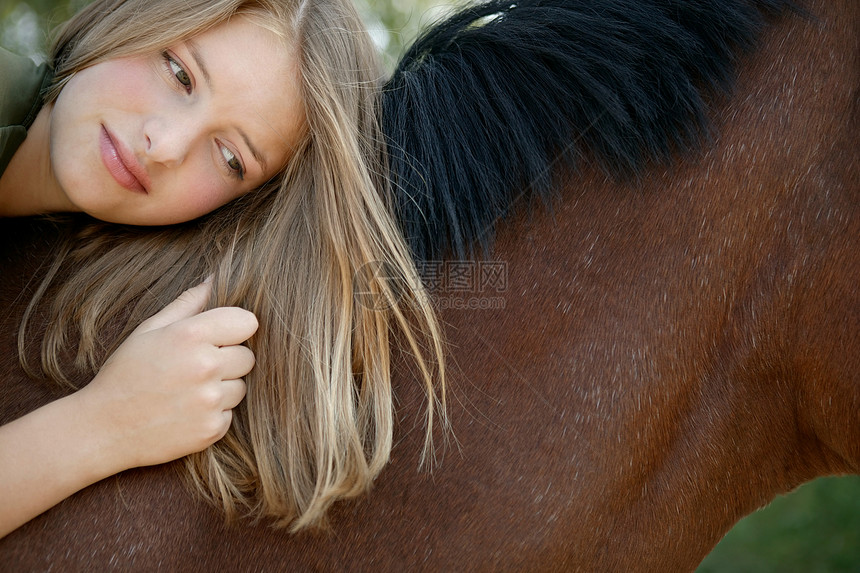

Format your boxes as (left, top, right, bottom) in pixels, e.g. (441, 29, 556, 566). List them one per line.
(699, 476, 860, 572)
(0, 0, 88, 59)
(358, 0, 464, 66)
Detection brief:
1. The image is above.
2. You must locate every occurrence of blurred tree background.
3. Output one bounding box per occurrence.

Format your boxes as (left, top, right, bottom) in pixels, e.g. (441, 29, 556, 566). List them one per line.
(2, 0, 859, 570)
(0, 0, 462, 67)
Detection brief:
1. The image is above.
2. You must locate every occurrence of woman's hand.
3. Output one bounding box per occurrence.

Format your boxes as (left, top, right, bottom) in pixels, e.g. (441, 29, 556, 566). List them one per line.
(0, 283, 257, 538)
(78, 281, 258, 469)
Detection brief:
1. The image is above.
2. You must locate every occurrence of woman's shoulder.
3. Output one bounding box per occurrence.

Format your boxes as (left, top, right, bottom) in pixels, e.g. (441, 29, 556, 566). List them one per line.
(0, 46, 52, 178)
(0, 47, 50, 128)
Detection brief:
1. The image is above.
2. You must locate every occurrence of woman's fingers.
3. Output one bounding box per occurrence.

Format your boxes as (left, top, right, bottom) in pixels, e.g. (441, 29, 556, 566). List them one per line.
(134, 282, 259, 348)
(199, 381, 246, 444)
(217, 345, 256, 381)
(219, 379, 248, 411)
(82, 283, 261, 468)
(135, 282, 212, 334)
(180, 306, 259, 347)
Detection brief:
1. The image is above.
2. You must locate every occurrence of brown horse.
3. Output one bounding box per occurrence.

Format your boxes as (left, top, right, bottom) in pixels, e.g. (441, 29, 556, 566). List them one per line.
(1, 0, 857, 570)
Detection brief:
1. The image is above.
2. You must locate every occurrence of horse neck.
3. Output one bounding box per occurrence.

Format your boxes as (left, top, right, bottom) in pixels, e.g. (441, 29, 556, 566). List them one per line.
(452, 0, 859, 566)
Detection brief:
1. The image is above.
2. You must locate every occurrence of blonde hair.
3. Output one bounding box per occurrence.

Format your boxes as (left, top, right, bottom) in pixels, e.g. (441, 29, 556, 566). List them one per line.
(22, 0, 445, 530)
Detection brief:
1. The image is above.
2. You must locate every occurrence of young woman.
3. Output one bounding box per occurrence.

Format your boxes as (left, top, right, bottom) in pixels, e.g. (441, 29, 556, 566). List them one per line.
(0, 0, 445, 537)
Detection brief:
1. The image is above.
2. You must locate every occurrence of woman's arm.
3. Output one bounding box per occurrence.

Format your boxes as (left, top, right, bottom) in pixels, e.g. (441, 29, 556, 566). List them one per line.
(0, 282, 257, 538)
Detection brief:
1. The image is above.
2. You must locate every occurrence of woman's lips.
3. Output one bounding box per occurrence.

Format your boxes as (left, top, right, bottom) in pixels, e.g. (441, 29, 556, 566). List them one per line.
(99, 126, 149, 194)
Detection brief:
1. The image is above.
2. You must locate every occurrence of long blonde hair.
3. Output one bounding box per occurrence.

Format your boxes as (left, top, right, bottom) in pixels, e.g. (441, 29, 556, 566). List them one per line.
(21, 0, 445, 530)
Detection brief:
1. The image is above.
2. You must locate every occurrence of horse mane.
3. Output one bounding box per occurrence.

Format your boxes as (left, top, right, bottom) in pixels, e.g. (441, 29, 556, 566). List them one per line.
(382, 0, 798, 261)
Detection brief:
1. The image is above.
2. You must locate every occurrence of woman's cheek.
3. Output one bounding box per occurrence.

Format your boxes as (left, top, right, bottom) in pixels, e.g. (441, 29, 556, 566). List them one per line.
(177, 177, 235, 220)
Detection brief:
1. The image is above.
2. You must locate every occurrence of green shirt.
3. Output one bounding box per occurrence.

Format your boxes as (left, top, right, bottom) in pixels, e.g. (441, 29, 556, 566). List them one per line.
(0, 47, 52, 178)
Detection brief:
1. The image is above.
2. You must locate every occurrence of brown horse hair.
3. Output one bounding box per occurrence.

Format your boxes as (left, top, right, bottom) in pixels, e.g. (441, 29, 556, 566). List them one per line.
(18, 0, 446, 531)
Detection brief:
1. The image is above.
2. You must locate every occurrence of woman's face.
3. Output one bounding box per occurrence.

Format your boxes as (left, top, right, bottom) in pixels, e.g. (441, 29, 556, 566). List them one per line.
(49, 15, 305, 225)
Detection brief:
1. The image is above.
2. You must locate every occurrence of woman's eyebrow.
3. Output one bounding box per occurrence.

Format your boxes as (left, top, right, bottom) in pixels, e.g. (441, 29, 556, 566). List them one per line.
(187, 40, 268, 173)
(187, 40, 212, 89)
(239, 128, 268, 172)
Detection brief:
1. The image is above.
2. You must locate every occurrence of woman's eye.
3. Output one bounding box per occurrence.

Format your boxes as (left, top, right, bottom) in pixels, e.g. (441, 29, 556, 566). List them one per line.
(221, 146, 245, 180)
(164, 53, 192, 92)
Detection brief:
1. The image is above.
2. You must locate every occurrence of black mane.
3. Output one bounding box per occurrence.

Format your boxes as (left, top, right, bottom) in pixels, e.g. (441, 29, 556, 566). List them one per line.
(382, 0, 796, 261)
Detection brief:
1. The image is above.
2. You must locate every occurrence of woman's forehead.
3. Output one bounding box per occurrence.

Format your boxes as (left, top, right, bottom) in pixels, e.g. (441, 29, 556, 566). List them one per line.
(188, 15, 305, 175)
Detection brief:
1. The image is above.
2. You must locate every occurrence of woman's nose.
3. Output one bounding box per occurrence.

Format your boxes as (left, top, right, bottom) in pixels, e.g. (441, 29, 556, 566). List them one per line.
(143, 116, 195, 168)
